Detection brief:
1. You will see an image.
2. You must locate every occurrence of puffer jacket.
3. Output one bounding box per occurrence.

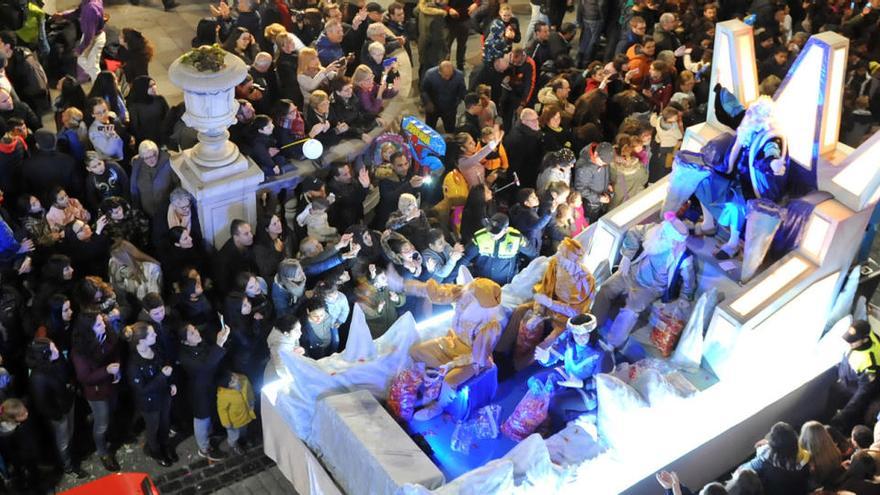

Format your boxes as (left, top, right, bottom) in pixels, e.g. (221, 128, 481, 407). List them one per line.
(217, 375, 256, 429)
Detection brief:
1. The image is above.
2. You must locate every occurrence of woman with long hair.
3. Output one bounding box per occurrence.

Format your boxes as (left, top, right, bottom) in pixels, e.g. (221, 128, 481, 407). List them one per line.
(459, 184, 496, 245)
(223, 27, 258, 65)
(126, 76, 169, 146)
(108, 240, 162, 302)
(87, 71, 128, 123)
(608, 133, 648, 208)
(70, 311, 121, 472)
(44, 294, 75, 354)
(296, 47, 337, 103)
(123, 321, 177, 467)
(118, 28, 154, 82)
(192, 18, 222, 48)
(52, 76, 87, 131)
(740, 421, 809, 494)
(172, 268, 217, 329)
(799, 421, 844, 489)
(254, 213, 292, 281)
(274, 33, 304, 106)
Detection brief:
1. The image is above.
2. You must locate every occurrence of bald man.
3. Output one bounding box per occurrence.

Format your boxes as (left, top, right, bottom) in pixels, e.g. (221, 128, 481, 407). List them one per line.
(420, 60, 466, 133)
(503, 108, 544, 188)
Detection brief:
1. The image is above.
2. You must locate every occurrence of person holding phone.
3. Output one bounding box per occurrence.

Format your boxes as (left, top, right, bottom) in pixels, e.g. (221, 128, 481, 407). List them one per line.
(178, 322, 230, 461)
(296, 47, 339, 103)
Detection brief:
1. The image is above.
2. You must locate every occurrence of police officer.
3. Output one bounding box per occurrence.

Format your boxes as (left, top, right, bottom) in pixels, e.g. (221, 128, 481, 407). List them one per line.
(832, 319, 880, 431)
(458, 213, 538, 285)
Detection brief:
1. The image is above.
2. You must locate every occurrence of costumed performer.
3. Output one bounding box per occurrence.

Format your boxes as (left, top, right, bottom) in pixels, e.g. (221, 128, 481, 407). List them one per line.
(388, 271, 507, 421)
(591, 212, 696, 350)
(531, 313, 614, 429)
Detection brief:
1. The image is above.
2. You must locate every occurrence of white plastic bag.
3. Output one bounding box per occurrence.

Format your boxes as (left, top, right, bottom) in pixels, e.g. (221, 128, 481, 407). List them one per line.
(671, 288, 723, 370)
(500, 434, 556, 490)
(545, 422, 605, 466)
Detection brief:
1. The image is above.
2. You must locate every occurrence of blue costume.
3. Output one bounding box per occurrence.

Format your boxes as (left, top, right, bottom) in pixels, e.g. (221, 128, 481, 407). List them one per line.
(533, 317, 613, 429)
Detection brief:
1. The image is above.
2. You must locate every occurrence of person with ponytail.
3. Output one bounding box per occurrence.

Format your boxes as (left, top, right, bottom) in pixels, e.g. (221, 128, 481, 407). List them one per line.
(70, 311, 121, 472)
(26, 338, 87, 478)
(123, 321, 177, 467)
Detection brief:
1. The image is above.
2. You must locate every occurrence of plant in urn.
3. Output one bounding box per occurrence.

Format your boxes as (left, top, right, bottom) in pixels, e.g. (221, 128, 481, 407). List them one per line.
(169, 45, 252, 181)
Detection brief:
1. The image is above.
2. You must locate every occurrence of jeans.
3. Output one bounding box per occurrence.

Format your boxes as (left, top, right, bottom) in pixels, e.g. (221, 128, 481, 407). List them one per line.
(524, 4, 550, 44)
(142, 396, 171, 456)
(50, 408, 75, 469)
(87, 399, 113, 456)
(193, 417, 212, 452)
(77, 31, 106, 82)
(578, 19, 604, 65)
(226, 426, 244, 447)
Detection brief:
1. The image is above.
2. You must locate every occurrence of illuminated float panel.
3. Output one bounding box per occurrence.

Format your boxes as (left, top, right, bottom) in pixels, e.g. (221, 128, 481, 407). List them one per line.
(264, 20, 880, 495)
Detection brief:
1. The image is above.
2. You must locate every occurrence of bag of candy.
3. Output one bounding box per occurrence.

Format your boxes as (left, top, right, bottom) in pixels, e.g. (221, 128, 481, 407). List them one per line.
(387, 363, 425, 421)
(473, 404, 502, 439)
(451, 420, 475, 453)
(501, 377, 553, 441)
(649, 302, 687, 357)
(421, 366, 447, 403)
(514, 310, 546, 364)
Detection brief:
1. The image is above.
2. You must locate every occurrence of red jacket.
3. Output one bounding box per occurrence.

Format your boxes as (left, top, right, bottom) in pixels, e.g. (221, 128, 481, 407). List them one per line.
(71, 332, 120, 402)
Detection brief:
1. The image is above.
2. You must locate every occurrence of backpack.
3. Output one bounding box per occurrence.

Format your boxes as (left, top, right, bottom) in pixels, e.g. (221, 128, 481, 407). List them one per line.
(9, 46, 47, 97)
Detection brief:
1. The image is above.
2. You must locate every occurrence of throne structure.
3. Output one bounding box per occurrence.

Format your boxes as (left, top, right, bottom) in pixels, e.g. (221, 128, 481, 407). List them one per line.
(583, 20, 879, 380)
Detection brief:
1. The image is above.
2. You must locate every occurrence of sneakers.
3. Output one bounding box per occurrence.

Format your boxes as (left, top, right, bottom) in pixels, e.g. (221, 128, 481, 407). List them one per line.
(197, 447, 228, 462)
(229, 443, 246, 456)
(164, 446, 179, 463)
(99, 454, 120, 472)
(64, 466, 89, 479)
(144, 447, 172, 467)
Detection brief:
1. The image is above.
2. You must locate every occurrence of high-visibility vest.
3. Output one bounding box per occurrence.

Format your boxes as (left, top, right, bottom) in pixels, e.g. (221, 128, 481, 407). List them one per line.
(849, 332, 880, 375)
(473, 228, 523, 259)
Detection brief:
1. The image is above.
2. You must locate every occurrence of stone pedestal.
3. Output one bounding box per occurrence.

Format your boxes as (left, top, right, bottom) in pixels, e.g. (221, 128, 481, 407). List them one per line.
(168, 51, 265, 249)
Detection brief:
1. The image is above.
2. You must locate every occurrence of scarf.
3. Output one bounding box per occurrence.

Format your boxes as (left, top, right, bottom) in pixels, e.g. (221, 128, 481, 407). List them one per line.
(167, 204, 191, 232)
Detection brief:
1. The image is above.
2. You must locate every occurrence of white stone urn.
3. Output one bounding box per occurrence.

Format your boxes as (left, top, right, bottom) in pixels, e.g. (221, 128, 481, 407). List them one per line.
(168, 50, 252, 182)
(167, 49, 264, 249)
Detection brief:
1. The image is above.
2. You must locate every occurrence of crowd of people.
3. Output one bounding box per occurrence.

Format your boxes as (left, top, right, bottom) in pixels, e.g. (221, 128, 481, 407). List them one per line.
(0, 0, 874, 491)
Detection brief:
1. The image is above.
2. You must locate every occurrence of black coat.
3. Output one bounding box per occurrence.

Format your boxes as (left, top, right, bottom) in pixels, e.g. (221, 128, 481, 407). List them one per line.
(0, 137, 26, 198)
(127, 351, 172, 413)
(28, 360, 75, 421)
(128, 96, 170, 146)
(275, 51, 302, 107)
(503, 123, 544, 188)
(213, 240, 259, 294)
(21, 149, 82, 201)
(327, 179, 369, 231)
(150, 198, 204, 250)
(177, 343, 225, 418)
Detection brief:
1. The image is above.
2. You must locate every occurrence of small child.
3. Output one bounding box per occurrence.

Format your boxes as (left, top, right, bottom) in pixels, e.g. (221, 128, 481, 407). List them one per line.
(567, 192, 589, 236)
(0, 398, 41, 488)
(421, 228, 464, 282)
(303, 197, 340, 245)
(476, 84, 498, 128)
(649, 105, 684, 182)
(480, 126, 509, 174)
(542, 203, 574, 255)
(217, 372, 256, 456)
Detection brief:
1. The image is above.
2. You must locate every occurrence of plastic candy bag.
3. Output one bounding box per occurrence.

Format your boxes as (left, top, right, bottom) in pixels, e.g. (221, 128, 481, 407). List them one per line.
(514, 310, 545, 365)
(387, 363, 425, 421)
(649, 301, 687, 357)
(501, 377, 553, 442)
(451, 420, 475, 453)
(473, 404, 501, 439)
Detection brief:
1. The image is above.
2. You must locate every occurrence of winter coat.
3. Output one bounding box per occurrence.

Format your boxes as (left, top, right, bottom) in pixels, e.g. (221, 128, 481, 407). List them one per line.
(127, 351, 172, 413)
(29, 360, 75, 421)
(130, 151, 178, 217)
(573, 146, 611, 206)
(128, 96, 169, 146)
(504, 123, 544, 188)
(177, 343, 226, 419)
(217, 376, 256, 429)
(71, 332, 120, 402)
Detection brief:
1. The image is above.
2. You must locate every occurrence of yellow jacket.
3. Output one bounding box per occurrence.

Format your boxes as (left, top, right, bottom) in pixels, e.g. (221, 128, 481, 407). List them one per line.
(217, 375, 257, 429)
